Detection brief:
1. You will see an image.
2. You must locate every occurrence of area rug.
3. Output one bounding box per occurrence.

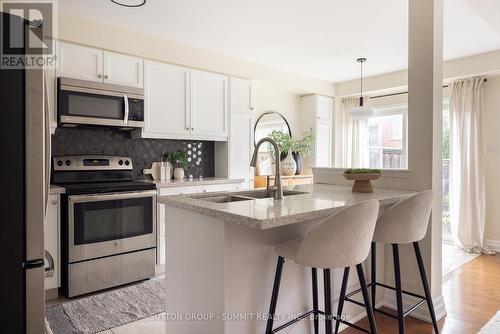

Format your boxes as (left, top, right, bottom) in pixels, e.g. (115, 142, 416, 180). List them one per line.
(479, 311, 500, 334)
(45, 278, 165, 334)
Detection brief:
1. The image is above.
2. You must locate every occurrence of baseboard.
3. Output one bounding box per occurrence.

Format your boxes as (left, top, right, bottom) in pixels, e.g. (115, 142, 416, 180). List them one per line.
(486, 239, 500, 252)
(383, 289, 447, 323)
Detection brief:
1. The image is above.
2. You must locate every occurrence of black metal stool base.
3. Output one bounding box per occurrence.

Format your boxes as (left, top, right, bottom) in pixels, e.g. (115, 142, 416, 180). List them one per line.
(266, 258, 377, 334)
(338, 242, 440, 334)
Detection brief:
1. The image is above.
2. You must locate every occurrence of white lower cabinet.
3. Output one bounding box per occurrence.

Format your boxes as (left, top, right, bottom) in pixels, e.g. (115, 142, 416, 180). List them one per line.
(44, 194, 60, 290)
(155, 182, 243, 274)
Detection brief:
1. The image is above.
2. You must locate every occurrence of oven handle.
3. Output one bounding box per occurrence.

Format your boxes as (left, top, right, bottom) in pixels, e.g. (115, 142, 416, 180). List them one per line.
(123, 94, 129, 125)
(69, 190, 157, 203)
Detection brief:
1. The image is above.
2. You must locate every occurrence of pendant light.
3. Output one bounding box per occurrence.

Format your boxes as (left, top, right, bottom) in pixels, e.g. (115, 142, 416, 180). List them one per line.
(350, 57, 374, 120)
(111, 0, 146, 8)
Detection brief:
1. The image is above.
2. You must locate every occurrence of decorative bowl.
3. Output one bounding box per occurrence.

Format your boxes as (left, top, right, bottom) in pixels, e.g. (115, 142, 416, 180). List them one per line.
(343, 169, 382, 193)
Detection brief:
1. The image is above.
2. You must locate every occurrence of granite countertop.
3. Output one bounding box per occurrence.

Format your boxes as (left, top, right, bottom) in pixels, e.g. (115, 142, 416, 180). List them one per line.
(49, 185, 66, 195)
(141, 177, 245, 188)
(158, 184, 417, 229)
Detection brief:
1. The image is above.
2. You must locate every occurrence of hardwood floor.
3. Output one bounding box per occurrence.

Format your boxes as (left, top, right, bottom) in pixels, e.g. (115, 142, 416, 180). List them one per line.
(341, 254, 500, 334)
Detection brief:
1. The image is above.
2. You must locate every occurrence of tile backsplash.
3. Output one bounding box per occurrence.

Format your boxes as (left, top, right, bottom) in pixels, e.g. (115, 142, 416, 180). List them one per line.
(51, 127, 215, 179)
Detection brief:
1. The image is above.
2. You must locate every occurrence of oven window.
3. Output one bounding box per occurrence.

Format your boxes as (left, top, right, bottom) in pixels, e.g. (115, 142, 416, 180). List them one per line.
(74, 197, 153, 245)
(59, 91, 124, 120)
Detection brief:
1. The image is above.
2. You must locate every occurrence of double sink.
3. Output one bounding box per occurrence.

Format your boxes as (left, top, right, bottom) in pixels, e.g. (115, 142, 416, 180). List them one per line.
(195, 189, 307, 203)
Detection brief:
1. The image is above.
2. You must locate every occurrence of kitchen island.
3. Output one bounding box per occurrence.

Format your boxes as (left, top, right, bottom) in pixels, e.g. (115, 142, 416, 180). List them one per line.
(159, 184, 416, 334)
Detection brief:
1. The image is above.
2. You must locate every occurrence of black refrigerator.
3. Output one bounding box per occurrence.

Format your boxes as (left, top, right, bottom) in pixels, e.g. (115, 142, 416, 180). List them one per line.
(0, 12, 50, 334)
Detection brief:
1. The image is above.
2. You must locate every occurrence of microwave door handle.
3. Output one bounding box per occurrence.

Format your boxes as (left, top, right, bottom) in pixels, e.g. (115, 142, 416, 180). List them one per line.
(123, 94, 129, 125)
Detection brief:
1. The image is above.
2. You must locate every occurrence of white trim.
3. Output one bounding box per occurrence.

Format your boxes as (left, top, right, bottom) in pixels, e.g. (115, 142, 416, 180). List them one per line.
(383, 290, 447, 324)
(312, 167, 411, 179)
(486, 239, 500, 252)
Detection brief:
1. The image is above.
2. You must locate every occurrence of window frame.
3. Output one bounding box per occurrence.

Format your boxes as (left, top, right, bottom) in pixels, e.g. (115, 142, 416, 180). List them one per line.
(368, 104, 408, 170)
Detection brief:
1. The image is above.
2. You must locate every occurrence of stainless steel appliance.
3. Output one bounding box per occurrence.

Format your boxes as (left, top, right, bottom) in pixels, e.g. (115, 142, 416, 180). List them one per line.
(52, 156, 157, 297)
(58, 77, 145, 129)
(1, 12, 50, 334)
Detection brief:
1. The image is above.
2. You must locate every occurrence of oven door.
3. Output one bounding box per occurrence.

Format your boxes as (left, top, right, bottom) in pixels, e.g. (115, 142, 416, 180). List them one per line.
(68, 190, 156, 263)
(58, 80, 144, 128)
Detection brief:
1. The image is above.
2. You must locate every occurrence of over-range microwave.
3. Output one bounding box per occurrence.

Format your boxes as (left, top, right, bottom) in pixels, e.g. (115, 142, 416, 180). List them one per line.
(57, 77, 145, 129)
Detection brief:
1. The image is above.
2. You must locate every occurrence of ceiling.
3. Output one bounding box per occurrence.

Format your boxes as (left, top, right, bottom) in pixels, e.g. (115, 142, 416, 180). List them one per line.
(59, 0, 500, 83)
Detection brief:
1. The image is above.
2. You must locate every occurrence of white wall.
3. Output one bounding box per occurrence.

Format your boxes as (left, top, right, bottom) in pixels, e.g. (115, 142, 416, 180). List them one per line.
(483, 75, 500, 246)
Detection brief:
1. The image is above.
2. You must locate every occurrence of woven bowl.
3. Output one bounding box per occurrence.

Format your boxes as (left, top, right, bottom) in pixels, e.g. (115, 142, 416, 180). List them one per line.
(343, 172, 382, 193)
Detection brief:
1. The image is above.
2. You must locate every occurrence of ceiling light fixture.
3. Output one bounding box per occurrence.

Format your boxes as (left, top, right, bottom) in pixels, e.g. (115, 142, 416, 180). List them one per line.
(350, 57, 374, 120)
(110, 0, 146, 8)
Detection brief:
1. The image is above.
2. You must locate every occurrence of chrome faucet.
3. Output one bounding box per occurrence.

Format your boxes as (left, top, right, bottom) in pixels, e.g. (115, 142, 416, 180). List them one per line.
(250, 138, 283, 200)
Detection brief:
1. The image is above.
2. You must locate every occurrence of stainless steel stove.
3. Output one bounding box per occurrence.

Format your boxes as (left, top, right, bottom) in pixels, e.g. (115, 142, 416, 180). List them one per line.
(53, 155, 157, 297)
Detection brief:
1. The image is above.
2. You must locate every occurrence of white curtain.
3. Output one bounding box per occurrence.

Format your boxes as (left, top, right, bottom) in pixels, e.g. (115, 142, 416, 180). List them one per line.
(341, 97, 369, 168)
(449, 77, 494, 254)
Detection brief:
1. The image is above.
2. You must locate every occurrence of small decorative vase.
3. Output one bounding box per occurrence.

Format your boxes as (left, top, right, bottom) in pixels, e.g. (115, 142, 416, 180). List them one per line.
(173, 167, 185, 180)
(281, 150, 297, 176)
(293, 152, 302, 175)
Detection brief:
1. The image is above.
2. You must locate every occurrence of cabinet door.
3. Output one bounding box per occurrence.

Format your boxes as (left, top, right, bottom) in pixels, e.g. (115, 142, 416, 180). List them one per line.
(230, 113, 253, 180)
(316, 95, 332, 122)
(202, 183, 242, 193)
(315, 121, 332, 167)
(44, 195, 59, 290)
(191, 70, 227, 139)
(230, 77, 252, 113)
(103, 51, 143, 88)
(57, 42, 103, 82)
(144, 61, 190, 137)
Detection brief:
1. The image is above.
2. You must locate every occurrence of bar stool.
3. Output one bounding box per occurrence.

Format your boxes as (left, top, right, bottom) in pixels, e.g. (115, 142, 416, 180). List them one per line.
(336, 190, 440, 334)
(265, 200, 380, 334)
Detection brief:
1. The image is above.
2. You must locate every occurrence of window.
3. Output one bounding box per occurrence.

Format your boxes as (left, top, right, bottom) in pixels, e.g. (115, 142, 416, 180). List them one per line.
(367, 106, 408, 169)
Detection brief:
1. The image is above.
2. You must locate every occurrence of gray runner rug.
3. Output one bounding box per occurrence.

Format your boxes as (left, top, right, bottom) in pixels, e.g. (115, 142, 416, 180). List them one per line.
(45, 278, 165, 334)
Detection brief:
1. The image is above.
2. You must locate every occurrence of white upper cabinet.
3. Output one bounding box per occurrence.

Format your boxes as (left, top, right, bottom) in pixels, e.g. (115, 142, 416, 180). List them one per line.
(144, 61, 190, 137)
(57, 42, 143, 88)
(230, 77, 252, 112)
(300, 94, 334, 168)
(315, 121, 332, 167)
(316, 95, 332, 122)
(190, 70, 227, 140)
(57, 42, 102, 82)
(103, 51, 143, 88)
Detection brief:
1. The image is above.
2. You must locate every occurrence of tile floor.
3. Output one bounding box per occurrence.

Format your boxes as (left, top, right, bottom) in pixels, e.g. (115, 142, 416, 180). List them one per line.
(442, 242, 479, 276)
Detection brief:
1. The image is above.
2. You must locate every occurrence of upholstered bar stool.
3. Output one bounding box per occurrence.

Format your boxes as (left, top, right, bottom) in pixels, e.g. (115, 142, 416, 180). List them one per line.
(336, 190, 439, 334)
(265, 200, 380, 334)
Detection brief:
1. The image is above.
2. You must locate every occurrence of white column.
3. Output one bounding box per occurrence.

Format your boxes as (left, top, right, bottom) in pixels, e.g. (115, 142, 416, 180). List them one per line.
(405, 0, 445, 321)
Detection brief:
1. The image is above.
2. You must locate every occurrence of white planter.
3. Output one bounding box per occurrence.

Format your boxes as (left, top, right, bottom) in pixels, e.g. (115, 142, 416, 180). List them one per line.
(281, 150, 297, 176)
(173, 168, 185, 180)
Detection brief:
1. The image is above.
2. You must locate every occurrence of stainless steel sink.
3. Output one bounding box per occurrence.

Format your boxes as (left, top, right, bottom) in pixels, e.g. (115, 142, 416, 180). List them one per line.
(195, 189, 308, 204)
(197, 195, 253, 203)
(237, 189, 307, 199)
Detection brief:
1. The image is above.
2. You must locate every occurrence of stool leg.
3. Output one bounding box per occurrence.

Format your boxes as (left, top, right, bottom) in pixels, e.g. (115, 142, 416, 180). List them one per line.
(312, 268, 319, 334)
(266, 256, 285, 334)
(392, 244, 405, 334)
(371, 241, 377, 310)
(413, 242, 440, 334)
(356, 264, 378, 334)
(334, 267, 350, 334)
(323, 269, 333, 334)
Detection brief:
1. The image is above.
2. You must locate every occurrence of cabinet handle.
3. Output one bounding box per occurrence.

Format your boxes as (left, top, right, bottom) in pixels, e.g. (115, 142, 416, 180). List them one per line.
(97, 74, 102, 78)
(186, 127, 190, 130)
(104, 74, 109, 79)
(51, 199, 58, 205)
(191, 127, 194, 130)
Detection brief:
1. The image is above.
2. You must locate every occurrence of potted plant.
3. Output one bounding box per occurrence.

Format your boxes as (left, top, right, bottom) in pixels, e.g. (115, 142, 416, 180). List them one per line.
(165, 150, 188, 180)
(267, 129, 314, 175)
(343, 168, 382, 193)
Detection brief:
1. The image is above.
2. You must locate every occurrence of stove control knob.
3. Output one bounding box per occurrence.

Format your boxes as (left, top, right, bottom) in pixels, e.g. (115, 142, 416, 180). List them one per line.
(124, 160, 130, 166)
(65, 160, 71, 166)
(118, 160, 124, 165)
(56, 160, 63, 167)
